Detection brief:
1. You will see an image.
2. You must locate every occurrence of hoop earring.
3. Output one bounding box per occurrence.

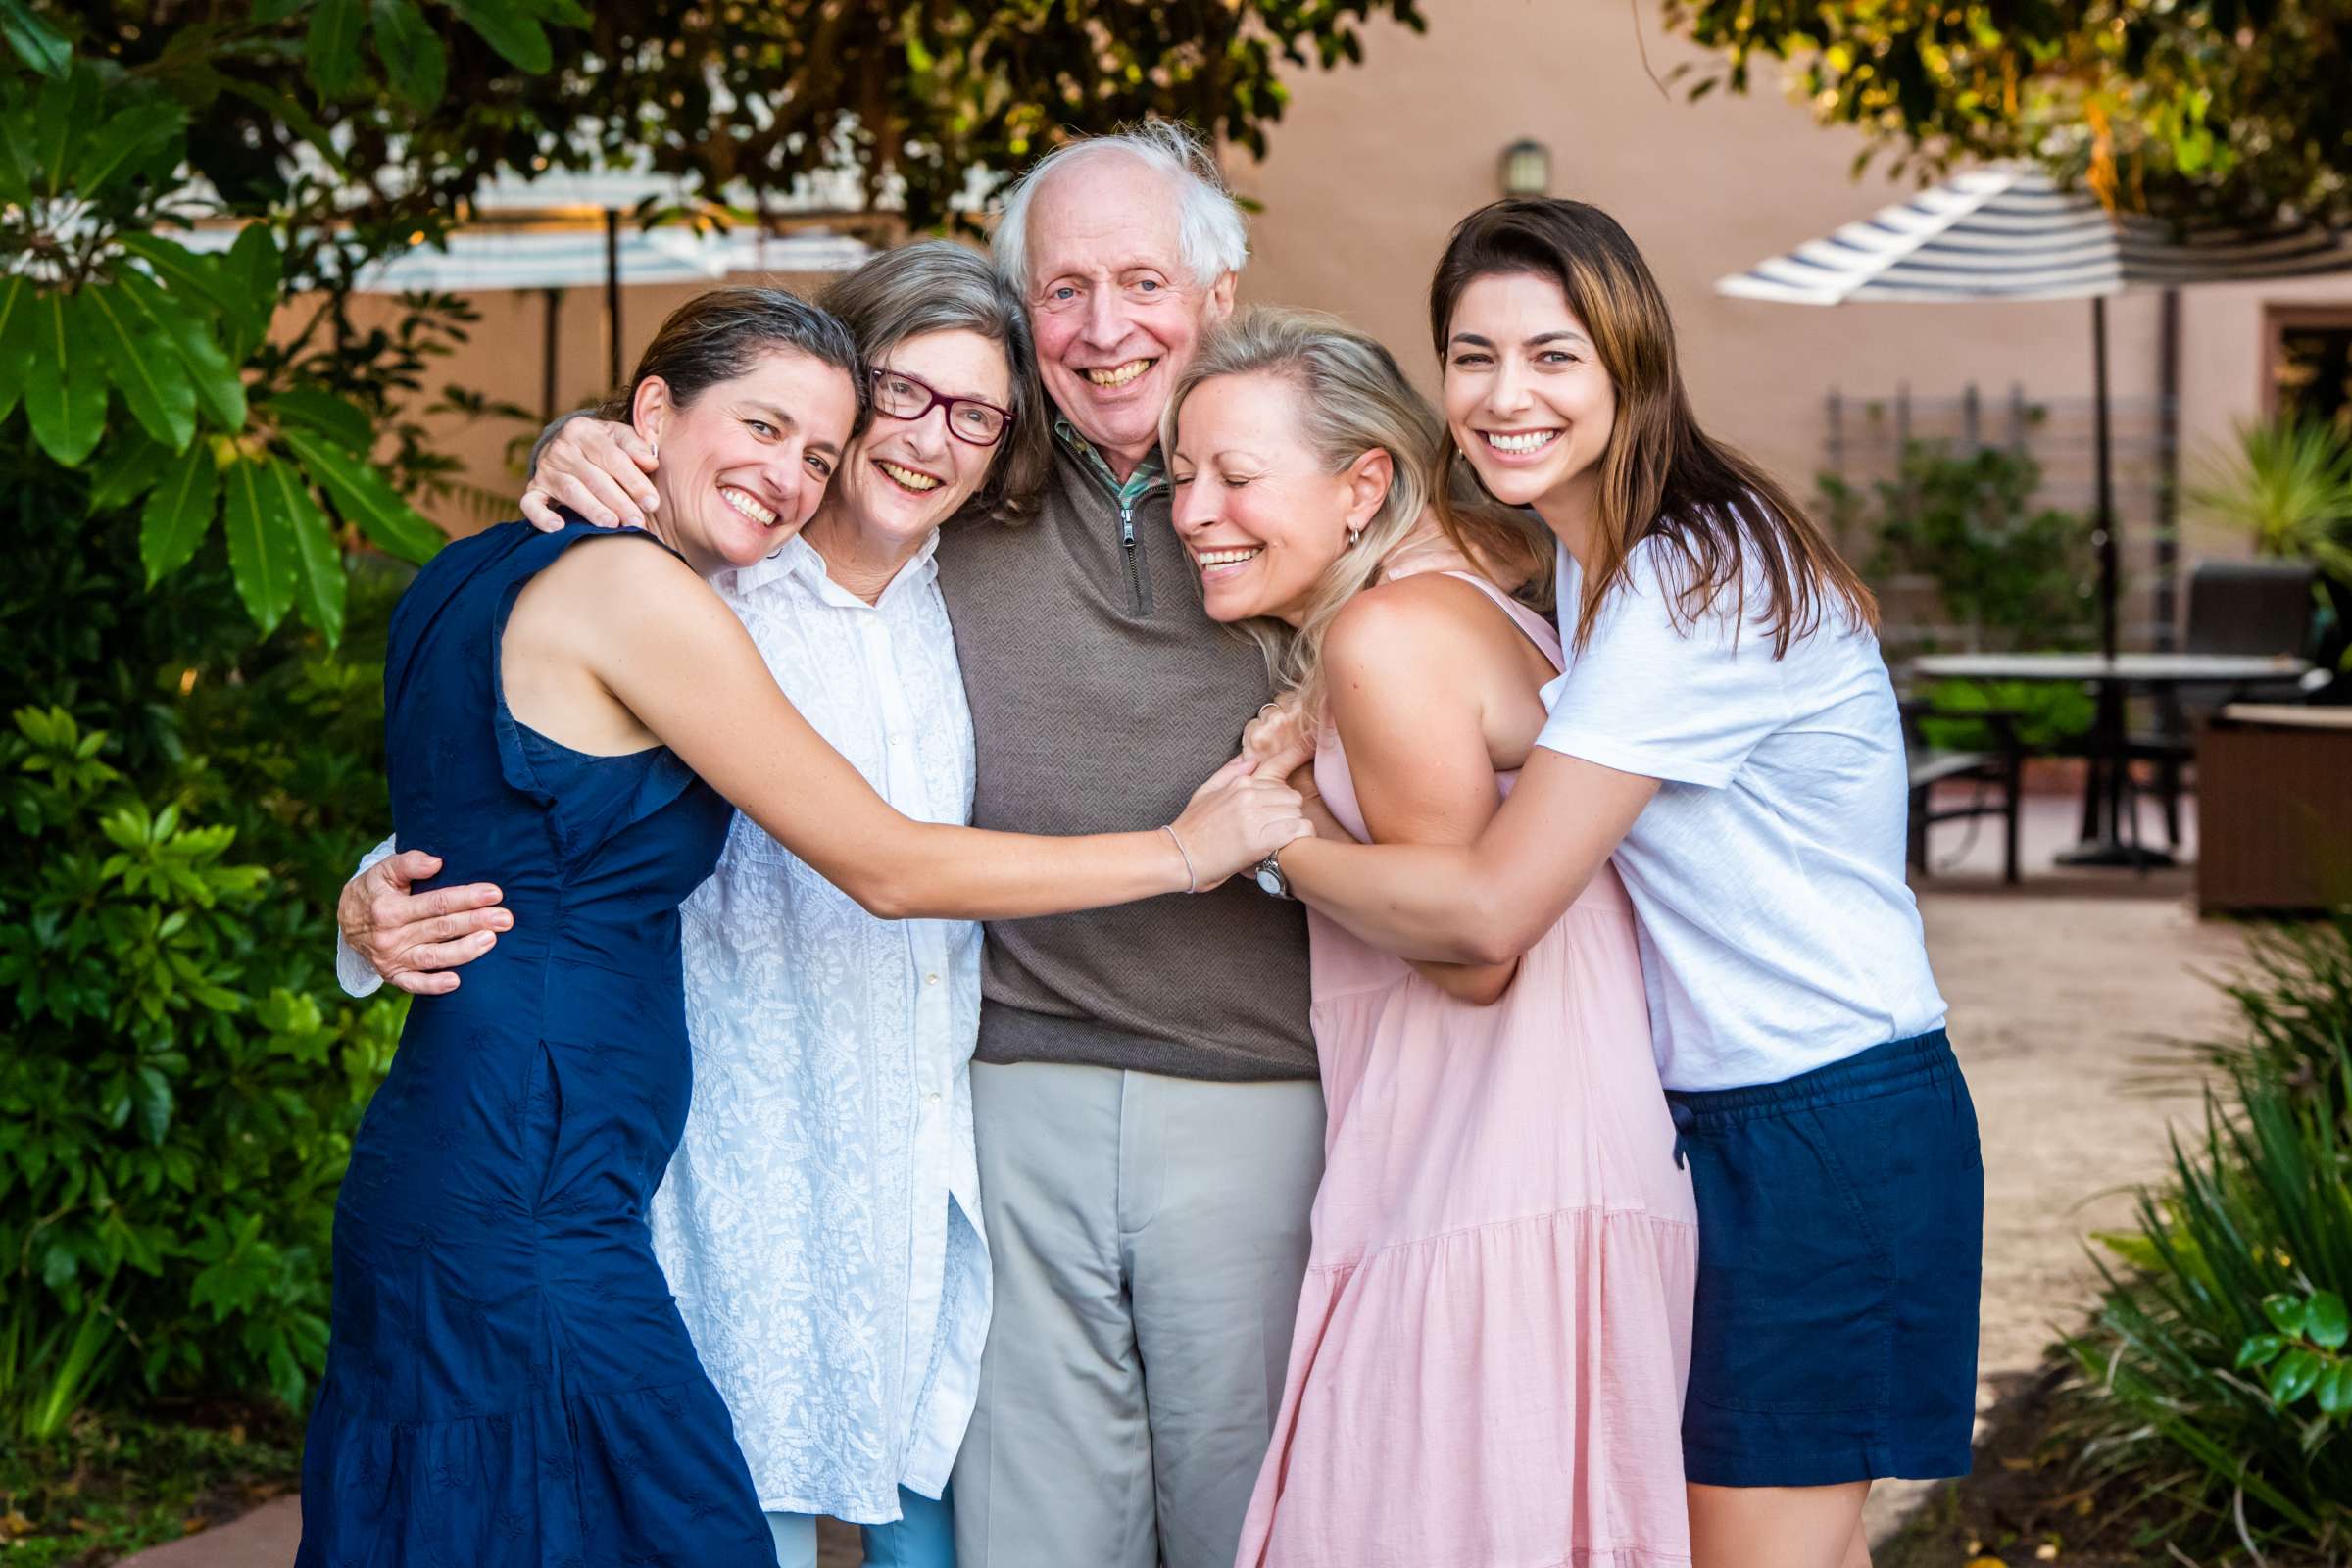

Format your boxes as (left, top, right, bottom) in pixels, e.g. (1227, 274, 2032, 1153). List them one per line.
(1348, 526, 1362, 548)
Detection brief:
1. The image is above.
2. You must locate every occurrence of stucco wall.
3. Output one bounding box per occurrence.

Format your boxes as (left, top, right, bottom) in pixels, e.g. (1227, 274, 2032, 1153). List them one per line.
(1228, 0, 2352, 602)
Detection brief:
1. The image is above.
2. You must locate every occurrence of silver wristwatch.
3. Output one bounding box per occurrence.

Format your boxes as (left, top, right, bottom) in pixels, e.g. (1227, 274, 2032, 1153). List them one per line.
(1252, 852, 1294, 900)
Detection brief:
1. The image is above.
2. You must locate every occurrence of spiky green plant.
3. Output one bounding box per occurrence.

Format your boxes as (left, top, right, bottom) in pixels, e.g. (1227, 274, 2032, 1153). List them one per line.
(2065, 939, 2352, 1560)
(2187, 418, 2352, 580)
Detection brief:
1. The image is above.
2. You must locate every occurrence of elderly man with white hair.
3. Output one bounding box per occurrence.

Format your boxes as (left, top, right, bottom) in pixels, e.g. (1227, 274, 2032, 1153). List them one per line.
(927, 123, 1322, 1568)
(332, 125, 1323, 1568)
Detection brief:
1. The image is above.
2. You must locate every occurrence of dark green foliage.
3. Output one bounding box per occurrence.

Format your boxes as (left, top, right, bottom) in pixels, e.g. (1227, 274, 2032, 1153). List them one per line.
(0, 0, 1411, 1445)
(0, 449, 407, 1435)
(2063, 917, 2352, 1558)
(1914, 677, 2095, 756)
(1661, 1, 2352, 233)
(1823, 441, 2097, 750)
(1823, 440, 2097, 653)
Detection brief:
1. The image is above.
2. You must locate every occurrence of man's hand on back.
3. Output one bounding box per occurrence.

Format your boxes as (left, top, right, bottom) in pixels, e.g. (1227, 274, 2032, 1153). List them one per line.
(520, 416, 662, 533)
(340, 851, 511, 995)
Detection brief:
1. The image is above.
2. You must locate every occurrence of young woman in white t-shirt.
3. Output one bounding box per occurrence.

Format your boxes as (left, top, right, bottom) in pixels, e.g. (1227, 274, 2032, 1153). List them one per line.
(1249, 200, 1982, 1568)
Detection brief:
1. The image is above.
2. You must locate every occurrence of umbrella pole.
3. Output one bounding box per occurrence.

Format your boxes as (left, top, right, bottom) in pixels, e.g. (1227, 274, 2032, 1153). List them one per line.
(2056, 295, 2173, 870)
(2092, 295, 2119, 662)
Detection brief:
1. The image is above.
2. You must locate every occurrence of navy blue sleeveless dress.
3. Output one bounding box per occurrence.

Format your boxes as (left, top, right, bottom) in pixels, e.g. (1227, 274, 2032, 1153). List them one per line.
(297, 522, 773, 1567)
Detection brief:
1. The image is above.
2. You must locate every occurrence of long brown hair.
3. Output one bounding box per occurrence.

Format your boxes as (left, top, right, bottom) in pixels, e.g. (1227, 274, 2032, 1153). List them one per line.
(1428, 200, 1875, 654)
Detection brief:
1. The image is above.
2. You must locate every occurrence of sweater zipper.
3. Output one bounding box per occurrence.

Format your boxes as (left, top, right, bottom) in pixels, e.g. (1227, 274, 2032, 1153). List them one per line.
(1118, 498, 1152, 616)
(1074, 450, 1160, 617)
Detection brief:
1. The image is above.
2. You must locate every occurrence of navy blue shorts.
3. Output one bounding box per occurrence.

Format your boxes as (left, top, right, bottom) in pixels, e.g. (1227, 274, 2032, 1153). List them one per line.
(1666, 1030, 1983, 1487)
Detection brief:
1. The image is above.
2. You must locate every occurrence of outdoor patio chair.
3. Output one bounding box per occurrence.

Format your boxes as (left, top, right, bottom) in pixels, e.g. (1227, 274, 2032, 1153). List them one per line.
(1902, 700, 2025, 885)
(2131, 560, 2320, 848)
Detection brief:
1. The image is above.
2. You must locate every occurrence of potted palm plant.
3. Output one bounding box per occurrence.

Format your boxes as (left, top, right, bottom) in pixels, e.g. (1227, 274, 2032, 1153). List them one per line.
(2187, 416, 2352, 681)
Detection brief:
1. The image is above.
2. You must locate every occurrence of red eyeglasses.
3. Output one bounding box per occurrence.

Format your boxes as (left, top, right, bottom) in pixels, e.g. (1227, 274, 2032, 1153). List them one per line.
(870, 367, 1014, 448)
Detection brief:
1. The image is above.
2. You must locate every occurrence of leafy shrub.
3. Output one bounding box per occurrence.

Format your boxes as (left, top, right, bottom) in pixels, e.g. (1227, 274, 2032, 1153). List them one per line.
(0, 464, 406, 1437)
(2063, 918, 2352, 1559)
(1915, 676, 2096, 755)
(1820, 440, 2096, 652)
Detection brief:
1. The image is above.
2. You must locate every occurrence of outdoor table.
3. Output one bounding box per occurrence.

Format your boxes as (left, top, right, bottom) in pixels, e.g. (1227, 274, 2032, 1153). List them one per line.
(1906, 652, 2314, 869)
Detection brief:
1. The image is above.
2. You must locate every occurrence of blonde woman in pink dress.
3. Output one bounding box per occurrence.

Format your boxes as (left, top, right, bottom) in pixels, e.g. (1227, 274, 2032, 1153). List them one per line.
(1162, 308, 1697, 1568)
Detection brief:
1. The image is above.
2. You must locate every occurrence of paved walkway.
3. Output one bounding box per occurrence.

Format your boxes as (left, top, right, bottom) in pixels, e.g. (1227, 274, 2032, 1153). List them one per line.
(131, 801, 2250, 1566)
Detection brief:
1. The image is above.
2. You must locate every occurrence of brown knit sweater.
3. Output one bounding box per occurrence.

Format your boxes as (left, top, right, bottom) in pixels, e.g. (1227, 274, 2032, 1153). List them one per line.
(936, 426, 1315, 1082)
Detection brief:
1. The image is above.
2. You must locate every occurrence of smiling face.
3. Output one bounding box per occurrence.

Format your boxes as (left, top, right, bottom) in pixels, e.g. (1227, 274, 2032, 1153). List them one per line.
(1170, 370, 1389, 627)
(830, 328, 1013, 554)
(1442, 270, 1616, 529)
(1022, 155, 1236, 470)
(632, 346, 861, 576)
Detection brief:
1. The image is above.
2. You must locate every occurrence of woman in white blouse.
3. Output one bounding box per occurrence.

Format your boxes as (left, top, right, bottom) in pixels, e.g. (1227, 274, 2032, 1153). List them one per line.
(340, 243, 1052, 1568)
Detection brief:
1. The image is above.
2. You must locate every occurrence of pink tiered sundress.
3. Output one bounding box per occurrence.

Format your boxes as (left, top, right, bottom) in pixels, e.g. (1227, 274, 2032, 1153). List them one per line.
(1234, 570, 1699, 1568)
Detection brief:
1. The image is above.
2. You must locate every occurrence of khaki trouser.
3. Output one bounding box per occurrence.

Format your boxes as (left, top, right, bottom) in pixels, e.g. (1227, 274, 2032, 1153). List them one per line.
(951, 1061, 1326, 1568)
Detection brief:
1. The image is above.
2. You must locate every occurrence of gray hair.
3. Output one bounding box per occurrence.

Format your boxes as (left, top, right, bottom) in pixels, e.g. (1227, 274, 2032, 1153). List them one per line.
(991, 121, 1250, 294)
(819, 240, 1051, 525)
(1161, 307, 1446, 715)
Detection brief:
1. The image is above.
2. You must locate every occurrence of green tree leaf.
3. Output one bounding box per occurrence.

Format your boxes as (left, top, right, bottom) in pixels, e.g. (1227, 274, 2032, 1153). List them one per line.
(86, 429, 168, 512)
(2306, 1291, 2348, 1351)
(111, 269, 246, 431)
(221, 453, 294, 634)
(267, 452, 346, 646)
(32, 64, 96, 195)
(267, 387, 372, 451)
(2264, 1292, 2311, 1339)
(281, 425, 443, 564)
(2236, 1332, 2288, 1370)
(306, 0, 366, 98)
(81, 285, 197, 453)
(0, 270, 34, 423)
(73, 102, 187, 198)
(2270, 1347, 2324, 1405)
(2319, 1360, 2352, 1419)
(116, 234, 261, 349)
(448, 0, 551, 73)
(24, 293, 107, 466)
(138, 440, 220, 586)
(369, 0, 446, 112)
(224, 225, 284, 356)
(0, 0, 71, 78)
(132, 1065, 173, 1145)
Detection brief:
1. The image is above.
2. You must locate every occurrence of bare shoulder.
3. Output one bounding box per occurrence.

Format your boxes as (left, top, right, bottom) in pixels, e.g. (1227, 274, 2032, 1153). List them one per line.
(1326, 572, 1529, 686)
(518, 530, 720, 636)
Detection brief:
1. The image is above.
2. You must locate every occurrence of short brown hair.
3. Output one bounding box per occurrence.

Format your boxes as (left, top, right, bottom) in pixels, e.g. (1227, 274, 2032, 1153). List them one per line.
(608, 286, 870, 439)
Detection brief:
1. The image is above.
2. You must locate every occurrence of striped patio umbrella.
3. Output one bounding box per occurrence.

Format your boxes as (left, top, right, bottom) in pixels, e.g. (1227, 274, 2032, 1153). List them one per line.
(1716, 165, 2352, 659)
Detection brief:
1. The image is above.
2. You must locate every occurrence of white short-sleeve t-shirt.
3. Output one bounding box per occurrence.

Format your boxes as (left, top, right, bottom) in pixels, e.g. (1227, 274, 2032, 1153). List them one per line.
(1536, 534, 1946, 1092)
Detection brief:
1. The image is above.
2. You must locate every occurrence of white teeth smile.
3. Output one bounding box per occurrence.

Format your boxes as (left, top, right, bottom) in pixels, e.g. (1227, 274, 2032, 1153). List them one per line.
(721, 485, 779, 525)
(1483, 429, 1562, 455)
(1085, 359, 1153, 388)
(877, 460, 942, 492)
(1195, 546, 1262, 567)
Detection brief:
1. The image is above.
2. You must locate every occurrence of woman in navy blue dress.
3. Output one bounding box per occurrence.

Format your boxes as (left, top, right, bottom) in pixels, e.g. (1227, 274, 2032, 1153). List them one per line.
(295, 289, 1309, 1568)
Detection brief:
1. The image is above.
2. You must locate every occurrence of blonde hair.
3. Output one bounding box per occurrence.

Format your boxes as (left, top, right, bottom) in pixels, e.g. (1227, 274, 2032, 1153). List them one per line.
(1162, 307, 1544, 715)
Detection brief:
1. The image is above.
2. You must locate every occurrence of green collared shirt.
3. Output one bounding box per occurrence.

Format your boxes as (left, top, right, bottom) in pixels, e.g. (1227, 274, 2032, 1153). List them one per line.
(1054, 415, 1164, 509)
